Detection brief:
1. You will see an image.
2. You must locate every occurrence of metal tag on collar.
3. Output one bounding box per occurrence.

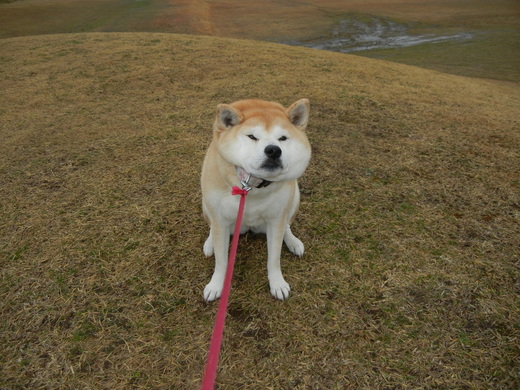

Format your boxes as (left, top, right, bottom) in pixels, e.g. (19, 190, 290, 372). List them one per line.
(240, 173, 252, 192)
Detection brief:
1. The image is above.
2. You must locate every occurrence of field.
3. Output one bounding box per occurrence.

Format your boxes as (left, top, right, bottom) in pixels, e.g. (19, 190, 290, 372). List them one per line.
(0, 0, 519, 81)
(1, 0, 520, 389)
(1, 31, 519, 389)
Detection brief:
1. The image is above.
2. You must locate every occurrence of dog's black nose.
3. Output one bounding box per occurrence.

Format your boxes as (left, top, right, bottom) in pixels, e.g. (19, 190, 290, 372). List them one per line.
(264, 145, 282, 159)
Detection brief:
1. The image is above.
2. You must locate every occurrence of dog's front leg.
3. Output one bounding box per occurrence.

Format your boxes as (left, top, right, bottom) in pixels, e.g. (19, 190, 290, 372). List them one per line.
(203, 224, 230, 302)
(266, 220, 291, 300)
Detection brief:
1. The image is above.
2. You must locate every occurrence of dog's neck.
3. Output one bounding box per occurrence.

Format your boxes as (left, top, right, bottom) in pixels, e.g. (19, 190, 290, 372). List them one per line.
(235, 166, 272, 189)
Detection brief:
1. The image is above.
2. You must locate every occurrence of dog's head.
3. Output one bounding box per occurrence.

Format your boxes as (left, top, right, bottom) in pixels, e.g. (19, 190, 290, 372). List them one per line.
(213, 99, 311, 182)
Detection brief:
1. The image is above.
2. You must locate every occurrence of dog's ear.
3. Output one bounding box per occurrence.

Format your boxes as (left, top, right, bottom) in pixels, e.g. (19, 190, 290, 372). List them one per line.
(216, 104, 243, 130)
(286, 99, 310, 130)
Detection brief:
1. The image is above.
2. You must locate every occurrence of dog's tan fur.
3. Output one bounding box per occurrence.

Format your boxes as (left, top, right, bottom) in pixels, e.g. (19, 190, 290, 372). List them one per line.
(201, 99, 311, 301)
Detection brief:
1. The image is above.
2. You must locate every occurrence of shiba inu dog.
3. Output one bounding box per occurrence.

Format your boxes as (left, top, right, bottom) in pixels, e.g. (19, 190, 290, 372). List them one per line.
(201, 99, 311, 301)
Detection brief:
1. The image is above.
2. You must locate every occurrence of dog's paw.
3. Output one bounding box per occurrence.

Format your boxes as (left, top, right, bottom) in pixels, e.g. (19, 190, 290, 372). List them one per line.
(285, 236, 305, 257)
(203, 280, 223, 302)
(203, 236, 214, 257)
(269, 277, 291, 300)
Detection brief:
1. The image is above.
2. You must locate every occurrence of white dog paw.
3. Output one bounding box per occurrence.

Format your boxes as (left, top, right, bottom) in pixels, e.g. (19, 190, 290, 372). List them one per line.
(203, 274, 224, 302)
(269, 277, 291, 300)
(203, 236, 214, 257)
(203, 278, 223, 302)
(285, 236, 305, 257)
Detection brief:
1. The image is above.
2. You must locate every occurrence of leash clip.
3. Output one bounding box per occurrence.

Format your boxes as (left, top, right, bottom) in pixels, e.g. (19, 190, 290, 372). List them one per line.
(240, 173, 252, 192)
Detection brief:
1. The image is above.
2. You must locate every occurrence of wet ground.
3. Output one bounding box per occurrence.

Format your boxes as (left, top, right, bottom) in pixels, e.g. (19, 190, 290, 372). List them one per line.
(286, 17, 474, 53)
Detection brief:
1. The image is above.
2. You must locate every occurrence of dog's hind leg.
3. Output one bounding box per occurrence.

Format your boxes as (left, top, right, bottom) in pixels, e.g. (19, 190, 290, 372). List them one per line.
(283, 225, 304, 257)
(203, 230, 214, 257)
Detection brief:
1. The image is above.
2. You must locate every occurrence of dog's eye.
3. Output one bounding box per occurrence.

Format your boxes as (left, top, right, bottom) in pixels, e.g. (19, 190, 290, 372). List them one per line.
(247, 135, 258, 141)
(279, 136, 288, 141)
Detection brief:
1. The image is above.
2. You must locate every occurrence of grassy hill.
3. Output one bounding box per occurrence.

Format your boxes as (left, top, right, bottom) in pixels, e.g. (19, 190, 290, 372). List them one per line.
(1, 0, 519, 82)
(1, 33, 519, 389)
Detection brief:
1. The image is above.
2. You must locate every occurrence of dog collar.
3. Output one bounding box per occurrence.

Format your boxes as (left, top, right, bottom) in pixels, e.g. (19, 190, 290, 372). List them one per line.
(235, 167, 272, 189)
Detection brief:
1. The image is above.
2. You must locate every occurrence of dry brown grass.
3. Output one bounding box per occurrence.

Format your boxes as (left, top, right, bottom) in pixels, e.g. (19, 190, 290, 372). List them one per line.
(1, 0, 519, 81)
(1, 33, 519, 389)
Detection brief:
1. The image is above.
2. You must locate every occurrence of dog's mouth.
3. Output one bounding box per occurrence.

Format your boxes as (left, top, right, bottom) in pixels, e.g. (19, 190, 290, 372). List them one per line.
(242, 157, 286, 182)
(260, 159, 283, 172)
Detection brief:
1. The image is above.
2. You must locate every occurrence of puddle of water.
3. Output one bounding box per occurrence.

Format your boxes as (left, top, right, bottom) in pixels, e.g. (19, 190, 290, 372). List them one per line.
(286, 17, 473, 53)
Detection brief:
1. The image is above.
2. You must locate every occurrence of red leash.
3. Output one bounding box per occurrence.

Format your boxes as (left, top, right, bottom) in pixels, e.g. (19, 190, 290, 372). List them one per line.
(201, 186, 250, 390)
